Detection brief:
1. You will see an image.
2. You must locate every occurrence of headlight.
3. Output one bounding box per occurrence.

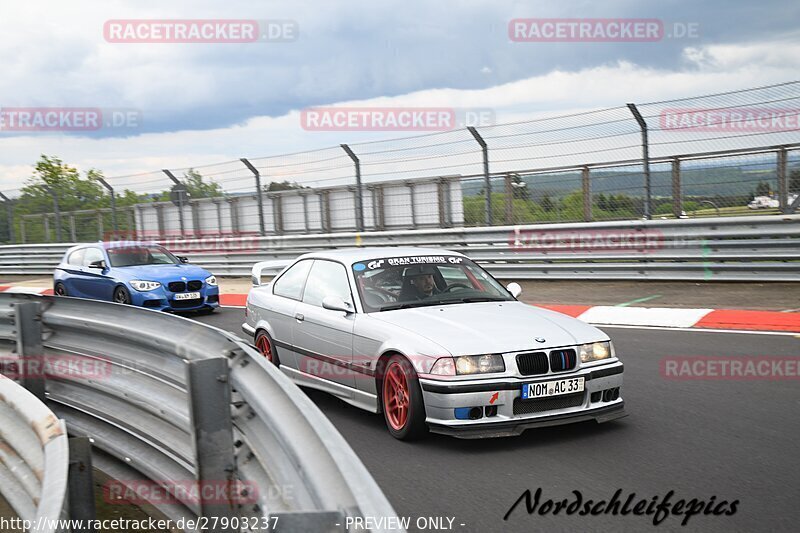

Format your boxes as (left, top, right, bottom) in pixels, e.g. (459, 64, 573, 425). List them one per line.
(130, 280, 161, 292)
(430, 354, 505, 376)
(579, 341, 613, 363)
(205, 275, 218, 287)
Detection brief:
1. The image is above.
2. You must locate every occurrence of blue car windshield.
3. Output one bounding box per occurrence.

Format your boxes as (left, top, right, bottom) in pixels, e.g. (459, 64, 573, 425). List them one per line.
(351, 255, 514, 312)
(107, 246, 179, 267)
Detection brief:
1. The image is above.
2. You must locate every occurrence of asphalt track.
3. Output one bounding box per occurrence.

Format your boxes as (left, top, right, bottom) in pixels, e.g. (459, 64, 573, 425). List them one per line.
(196, 307, 800, 533)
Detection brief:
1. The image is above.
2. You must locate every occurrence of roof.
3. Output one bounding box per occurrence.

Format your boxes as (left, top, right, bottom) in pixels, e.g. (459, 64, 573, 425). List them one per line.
(296, 247, 466, 263)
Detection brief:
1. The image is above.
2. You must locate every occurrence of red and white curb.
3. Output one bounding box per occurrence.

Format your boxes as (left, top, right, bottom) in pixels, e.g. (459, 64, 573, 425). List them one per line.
(2, 286, 798, 333)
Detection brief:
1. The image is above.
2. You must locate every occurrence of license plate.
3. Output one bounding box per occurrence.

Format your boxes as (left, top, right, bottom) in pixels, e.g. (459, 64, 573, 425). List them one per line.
(521, 377, 584, 400)
(174, 291, 201, 300)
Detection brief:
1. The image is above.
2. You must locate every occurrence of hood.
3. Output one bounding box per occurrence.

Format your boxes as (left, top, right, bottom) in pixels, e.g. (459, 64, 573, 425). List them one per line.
(370, 301, 607, 356)
(114, 263, 212, 283)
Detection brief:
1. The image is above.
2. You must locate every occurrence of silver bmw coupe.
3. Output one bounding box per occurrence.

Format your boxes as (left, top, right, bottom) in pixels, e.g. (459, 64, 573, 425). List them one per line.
(242, 247, 625, 440)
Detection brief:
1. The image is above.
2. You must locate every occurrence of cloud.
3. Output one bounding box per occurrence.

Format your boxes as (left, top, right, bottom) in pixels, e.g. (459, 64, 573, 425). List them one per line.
(1, 36, 798, 192)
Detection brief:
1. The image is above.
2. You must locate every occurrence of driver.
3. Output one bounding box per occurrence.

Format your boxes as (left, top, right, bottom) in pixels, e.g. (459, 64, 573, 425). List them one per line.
(401, 264, 441, 300)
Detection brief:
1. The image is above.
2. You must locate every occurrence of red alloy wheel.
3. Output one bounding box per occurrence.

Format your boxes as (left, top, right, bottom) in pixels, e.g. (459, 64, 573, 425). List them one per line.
(255, 333, 273, 363)
(383, 362, 410, 430)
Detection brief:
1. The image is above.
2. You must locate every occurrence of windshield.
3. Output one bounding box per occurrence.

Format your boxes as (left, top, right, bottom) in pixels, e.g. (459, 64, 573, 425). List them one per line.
(352, 255, 514, 312)
(107, 245, 179, 267)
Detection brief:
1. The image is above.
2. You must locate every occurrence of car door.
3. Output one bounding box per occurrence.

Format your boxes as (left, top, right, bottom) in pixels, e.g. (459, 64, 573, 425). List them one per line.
(78, 247, 116, 301)
(266, 259, 314, 369)
(293, 259, 357, 391)
(59, 248, 87, 297)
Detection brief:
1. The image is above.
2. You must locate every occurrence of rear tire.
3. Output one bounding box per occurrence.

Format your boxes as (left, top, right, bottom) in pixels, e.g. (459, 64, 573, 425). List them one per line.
(381, 354, 428, 440)
(113, 286, 131, 305)
(255, 330, 280, 366)
(54, 282, 67, 296)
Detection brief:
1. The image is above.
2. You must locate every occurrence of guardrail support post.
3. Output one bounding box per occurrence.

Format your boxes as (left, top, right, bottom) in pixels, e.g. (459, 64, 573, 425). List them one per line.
(68, 436, 97, 531)
(241, 158, 266, 236)
(627, 103, 652, 220)
(581, 166, 592, 222)
(778, 147, 789, 213)
(467, 126, 492, 226)
(672, 158, 682, 217)
(185, 357, 238, 531)
(340, 144, 365, 232)
(0, 192, 15, 243)
(14, 301, 45, 403)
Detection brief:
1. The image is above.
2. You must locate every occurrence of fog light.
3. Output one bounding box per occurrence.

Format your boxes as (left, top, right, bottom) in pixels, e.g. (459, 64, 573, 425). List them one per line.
(602, 389, 613, 402)
(484, 405, 498, 417)
(591, 391, 602, 403)
(469, 407, 483, 420)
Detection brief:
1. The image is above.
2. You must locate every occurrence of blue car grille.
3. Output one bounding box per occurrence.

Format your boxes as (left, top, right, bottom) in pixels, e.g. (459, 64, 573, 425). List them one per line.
(167, 280, 203, 292)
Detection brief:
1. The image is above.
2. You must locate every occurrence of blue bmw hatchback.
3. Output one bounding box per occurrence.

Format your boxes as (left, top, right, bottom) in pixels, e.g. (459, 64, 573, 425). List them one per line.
(54, 241, 220, 313)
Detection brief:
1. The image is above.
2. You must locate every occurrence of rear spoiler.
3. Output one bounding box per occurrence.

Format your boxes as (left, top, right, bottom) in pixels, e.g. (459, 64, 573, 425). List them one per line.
(251, 260, 292, 287)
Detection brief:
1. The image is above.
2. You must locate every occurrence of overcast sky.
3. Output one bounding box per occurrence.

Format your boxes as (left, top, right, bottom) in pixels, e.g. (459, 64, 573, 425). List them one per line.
(0, 0, 798, 191)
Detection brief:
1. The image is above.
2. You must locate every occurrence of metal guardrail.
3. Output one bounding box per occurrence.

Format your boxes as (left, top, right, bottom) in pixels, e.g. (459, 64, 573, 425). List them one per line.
(0, 293, 401, 532)
(0, 376, 69, 533)
(0, 215, 798, 281)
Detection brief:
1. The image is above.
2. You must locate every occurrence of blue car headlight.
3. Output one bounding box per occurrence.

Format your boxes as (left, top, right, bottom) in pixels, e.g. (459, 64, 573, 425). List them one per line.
(205, 275, 218, 287)
(130, 280, 162, 292)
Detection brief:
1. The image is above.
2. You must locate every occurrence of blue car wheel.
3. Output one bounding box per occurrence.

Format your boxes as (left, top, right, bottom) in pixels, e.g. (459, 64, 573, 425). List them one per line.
(113, 286, 131, 305)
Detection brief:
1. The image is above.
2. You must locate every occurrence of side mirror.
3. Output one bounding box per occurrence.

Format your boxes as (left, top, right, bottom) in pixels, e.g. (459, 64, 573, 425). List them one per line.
(507, 282, 522, 299)
(88, 260, 107, 270)
(178, 256, 190, 264)
(322, 296, 353, 314)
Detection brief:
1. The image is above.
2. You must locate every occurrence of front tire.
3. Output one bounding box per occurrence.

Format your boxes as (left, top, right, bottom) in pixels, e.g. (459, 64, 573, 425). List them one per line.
(381, 355, 428, 440)
(113, 286, 131, 305)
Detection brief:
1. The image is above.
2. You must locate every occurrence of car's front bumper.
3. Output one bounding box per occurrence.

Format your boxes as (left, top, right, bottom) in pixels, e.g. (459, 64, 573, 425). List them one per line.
(419, 361, 625, 439)
(131, 285, 220, 312)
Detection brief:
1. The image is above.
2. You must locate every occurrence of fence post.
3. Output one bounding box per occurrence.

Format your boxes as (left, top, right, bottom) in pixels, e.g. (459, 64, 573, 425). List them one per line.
(68, 437, 97, 531)
(240, 158, 266, 236)
(70, 214, 77, 242)
(626, 103, 652, 219)
(43, 215, 51, 243)
(406, 182, 417, 229)
(672, 158, 682, 217)
(320, 191, 331, 233)
(299, 191, 311, 232)
(504, 174, 514, 224)
(269, 193, 284, 235)
(154, 204, 165, 240)
(0, 193, 14, 243)
(467, 126, 491, 226)
(14, 301, 46, 403)
(185, 357, 238, 530)
(191, 201, 201, 238)
(162, 169, 186, 238)
(437, 177, 453, 228)
(42, 185, 62, 242)
(778, 147, 788, 214)
(20, 216, 26, 244)
(340, 144, 364, 232)
(372, 185, 385, 231)
(96, 177, 117, 236)
(97, 210, 104, 240)
(228, 197, 241, 235)
(582, 166, 592, 222)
